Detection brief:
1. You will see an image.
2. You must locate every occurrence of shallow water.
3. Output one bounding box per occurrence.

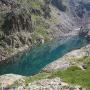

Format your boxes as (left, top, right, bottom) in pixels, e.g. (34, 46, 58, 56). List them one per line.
(0, 36, 88, 76)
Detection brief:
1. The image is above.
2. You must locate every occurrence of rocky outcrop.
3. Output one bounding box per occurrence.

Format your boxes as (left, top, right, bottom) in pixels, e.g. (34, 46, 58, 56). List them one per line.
(0, 0, 49, 62)
(44, 44, 90, 72)
(0, 74, 23, 88)
(68, 0, 90, 26)
(0, 75, 86, 90)
(0, 0, 90, 62)
(2, 10, 33, 35)
(51, 0, 67, 11)
(28, 78, 85, 90)
(0, 0, 18, 6)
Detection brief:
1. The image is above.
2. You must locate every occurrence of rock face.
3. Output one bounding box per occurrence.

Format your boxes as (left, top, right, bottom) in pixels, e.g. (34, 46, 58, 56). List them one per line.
(0, 74, 23, 88)
(2, 10, 33, 35)
(51, 0, 67, 11)
(69, 0, 90, 27)
(44, 44, 90, 72)
(0, 0, 50, 61)
(0, 0, 34, 61)
(0, 0, 90, 62)
(52, 0, 90, 26)
(1, 0, 33, 35)
(50, 0, 90, 39)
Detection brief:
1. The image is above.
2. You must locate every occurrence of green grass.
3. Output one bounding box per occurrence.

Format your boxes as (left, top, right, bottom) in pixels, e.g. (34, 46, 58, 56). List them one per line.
(49, 57, 90, 90)
(24, 57, 90, 90)
(24, 65, 90, 89)
(51, 66, 90, 90)
(9, 57, 90, 89)
(17, 0, 42, 8)
(24, 72, 51, 86)
(31, 14, 51, 42)
(35, 27, 50, 42)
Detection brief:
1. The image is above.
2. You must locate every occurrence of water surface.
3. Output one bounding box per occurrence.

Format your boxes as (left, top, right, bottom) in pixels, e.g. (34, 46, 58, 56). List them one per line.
(0, 36, 88, 76)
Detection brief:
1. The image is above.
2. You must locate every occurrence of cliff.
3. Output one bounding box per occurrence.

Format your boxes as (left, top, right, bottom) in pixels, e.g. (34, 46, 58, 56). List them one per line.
(0, 0, 90, 62)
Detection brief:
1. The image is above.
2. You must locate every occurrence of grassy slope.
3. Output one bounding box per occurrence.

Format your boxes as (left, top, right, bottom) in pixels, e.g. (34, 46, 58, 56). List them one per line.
(53, 66, 90, 90)
(24, 57, 90, 90)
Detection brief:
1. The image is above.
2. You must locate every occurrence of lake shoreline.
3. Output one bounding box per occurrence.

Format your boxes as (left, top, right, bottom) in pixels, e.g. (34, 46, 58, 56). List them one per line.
(0, 35, 88, 76)
(43, 44, 90, 72)
(0, 34, 79, 64)
(0, 44, 89, 89)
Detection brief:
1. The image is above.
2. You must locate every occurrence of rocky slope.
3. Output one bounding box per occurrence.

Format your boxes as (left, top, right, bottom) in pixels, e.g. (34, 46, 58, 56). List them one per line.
(0, 43, 89, 89)
(0, 74, 86, 90)
(0, 0, 52, 62)
(44, 44, 90, 72)
(0, 0, 90, 90)
(0, 0, 90, 62)
(0, 44, 89, 90)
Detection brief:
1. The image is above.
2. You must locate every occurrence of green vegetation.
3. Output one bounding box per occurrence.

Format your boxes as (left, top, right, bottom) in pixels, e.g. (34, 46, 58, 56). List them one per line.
(23, 57, 90, 90)
(31, 15, 50, 42)
(0, 0, 52, 55)
(24, 72, 51, 86)
(50, 57, 90, 90)
(5, 48, 14, 54)
(17, 0, 42, 8)
(51, 66, 90, 90)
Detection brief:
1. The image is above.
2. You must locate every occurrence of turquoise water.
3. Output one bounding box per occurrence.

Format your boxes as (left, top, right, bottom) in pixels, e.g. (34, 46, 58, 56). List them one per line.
(0, 36, 88, 76)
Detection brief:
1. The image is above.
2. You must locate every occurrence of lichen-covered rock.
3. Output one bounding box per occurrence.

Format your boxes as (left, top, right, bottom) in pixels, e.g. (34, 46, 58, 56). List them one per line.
(0, 75, 85, 90)
(26, 78, 86, 90)
(2, 9, 33, 35)
(0, 74, 24, 87)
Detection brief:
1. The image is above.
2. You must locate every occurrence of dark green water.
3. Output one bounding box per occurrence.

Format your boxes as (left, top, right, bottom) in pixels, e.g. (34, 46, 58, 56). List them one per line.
(0, 36, 88, 76)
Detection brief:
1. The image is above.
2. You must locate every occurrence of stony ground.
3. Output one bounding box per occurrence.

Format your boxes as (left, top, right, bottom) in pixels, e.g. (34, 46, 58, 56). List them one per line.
(43, 44, 90, 72)
(0, 75, 86, 90)
(0, 44, 90, 90)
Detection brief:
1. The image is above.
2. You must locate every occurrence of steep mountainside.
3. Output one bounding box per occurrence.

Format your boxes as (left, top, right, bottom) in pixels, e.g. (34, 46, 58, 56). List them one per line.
(0, 0, 52, 61)
(52, 0, 90, 26)
(0, 1, 90, 89)
(0, 0, 90, 62)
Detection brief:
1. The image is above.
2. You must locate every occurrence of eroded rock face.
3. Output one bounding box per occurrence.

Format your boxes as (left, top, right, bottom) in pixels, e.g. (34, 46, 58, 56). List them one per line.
(0, 0, 90, 62)
(51, 0, 67, 11)
(2, 9, 33, 35)
(51, 0, 90, 39)
(52, 0, 90, 26)
(69, 0, 90, 25)
(0, 74, 23, 88)
(0, 0, 34, 61)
